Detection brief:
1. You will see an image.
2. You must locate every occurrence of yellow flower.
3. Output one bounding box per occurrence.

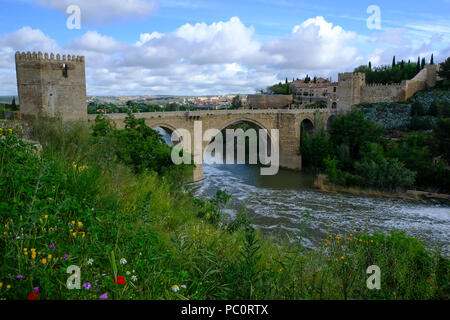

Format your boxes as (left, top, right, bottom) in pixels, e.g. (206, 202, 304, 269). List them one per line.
(3, 231, 7, 235)
(39, 218, 43, 223)
(329, 235, 333, 238)
(31, 254, 36, 259)
(341, 256, 345, 260)
(41, 258, 47, 264)
(0, 282, 3, 288)
(24, 252, 28, 256)
(370, 240, 374, 243)
(350, 234, 353, 237)
(31, 248, 36, 252)
(72, 232, 77, 237)
(7, 284, 11, 289)
(44, 215, 48, 219)
(48, 254, 52, 259)
(24, 248, 27, 251)
(77, 221, 83, 228)
(345, 262, 348, 265)
(81, 232, 85, 238)
(71, 221, 75, 225)
(8, 129, 12, 134)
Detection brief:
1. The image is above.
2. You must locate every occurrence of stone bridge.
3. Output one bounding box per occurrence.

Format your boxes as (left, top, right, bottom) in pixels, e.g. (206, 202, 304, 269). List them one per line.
(89, 109, 337, 181)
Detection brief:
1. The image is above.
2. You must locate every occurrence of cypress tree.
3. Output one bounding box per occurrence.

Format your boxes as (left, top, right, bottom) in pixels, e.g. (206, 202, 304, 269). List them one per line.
(392, 56, 396, 69)
(416, 57, 421, 73)
(430, 54, 434, 65)
(368, 61, 372, 70)
(421, 57, 426, 69)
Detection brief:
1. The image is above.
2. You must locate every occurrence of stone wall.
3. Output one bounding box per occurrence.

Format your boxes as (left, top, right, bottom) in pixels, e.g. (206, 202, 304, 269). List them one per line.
(15, 51, 87, 121)
(360, 84, 405, 104)
(247, 94, 293, 109)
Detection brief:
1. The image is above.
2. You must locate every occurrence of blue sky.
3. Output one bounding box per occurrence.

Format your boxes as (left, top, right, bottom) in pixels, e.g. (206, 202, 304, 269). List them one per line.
(0, 0, 449, 95)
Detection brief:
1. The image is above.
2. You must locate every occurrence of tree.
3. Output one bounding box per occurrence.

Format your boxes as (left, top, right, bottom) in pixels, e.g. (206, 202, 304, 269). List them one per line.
(368, 61, 372, 70)
(231, 95, 243, 109)
(330, 110, 382, 162)
(430, 54, 434, 65)
(438, 57, 450, 80)
(417, 57, 421, 73)
(421, 57, 426, 70)
(11, 97, 18, 111)
(433, 117, 450, 163)
(392, 56, 396, 69)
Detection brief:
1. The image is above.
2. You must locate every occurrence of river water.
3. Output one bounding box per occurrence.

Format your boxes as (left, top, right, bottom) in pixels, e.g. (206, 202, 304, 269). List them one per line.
(156, 127, 450, 255)
(191, 162, 450, 256)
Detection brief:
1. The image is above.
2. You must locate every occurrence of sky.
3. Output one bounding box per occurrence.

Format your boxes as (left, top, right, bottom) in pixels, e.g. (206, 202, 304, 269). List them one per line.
(0, 0, 449, 96)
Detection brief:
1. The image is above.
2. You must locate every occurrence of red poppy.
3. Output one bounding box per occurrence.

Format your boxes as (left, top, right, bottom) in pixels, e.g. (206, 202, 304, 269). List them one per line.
(113, 276, 126, 285)
(28, 292, 40, 300)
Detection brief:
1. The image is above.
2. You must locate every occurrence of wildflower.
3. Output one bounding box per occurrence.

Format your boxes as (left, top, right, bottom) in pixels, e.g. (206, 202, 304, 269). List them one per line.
(63, 254, 69, 259)
(87, 258, 94, 265)
(49, 244, 55, 248)
(181, 285, 187, 289)
(131, 275, 138, 282)
(120, 258, 127, 265)
(34, 287, 39, 292)
(113, 276, 126, 285)
(71, 221, 75, 225)
(341, 256, 345, 260)
(102, 273, 107, 277)
(48, 254, 52, 259)
(99, 293, 108, 300)
(83, 282, 92, 290)
(8, 129, 12, 134)
(44, 215, 48, 219)
(3, 231, 7, 235)
(41, 258, 47, 264)
(0, 282, 3, 288)
(28, 291, 40, 300)
(126, 271, 131, 275)
(7, 284, 11, 289)
(350, 234, 353, 237)
(77, 222, 83, 228)
(17, 275, 23, 279)
(171, 285, 180, 292)
(72, 232, 77, 237)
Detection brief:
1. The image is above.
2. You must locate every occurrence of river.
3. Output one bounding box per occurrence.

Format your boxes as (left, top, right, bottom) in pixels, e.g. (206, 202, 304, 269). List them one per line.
(156, 127, 450, 256)
(191, 162, 450, 256)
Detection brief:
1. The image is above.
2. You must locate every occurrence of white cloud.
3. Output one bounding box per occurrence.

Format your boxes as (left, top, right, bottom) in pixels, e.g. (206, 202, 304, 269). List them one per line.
(67, 31, 124, 53)
(38, 0, 158, 24)
(0, 16, 447, 96)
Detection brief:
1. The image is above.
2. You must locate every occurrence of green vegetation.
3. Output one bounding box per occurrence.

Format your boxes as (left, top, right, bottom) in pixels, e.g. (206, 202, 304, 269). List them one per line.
(1, 119, 449, 300)
(301, 106, 450, 193)
(354, 55, 433, 84)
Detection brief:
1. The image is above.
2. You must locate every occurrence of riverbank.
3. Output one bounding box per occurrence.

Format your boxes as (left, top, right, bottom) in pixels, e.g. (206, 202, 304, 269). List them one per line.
(314, 174, 450, 204)
(1, 121, 449, 300)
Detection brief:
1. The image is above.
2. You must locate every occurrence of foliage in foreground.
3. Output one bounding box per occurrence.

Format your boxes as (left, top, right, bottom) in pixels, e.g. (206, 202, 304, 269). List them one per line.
(0, 123, 449, 300)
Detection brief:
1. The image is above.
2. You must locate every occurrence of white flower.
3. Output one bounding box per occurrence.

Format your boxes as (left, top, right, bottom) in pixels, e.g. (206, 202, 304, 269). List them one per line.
(171, 285, 180, 292)
(131, 275, 138, 282)
(120, 258, 127, 265)
(126, 271, 131, 275)
(87, 258, 94, 265)
(181, 285, 187, 289)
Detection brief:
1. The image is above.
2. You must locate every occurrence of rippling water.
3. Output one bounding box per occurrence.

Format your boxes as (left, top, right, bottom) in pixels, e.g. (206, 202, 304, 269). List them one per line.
(192, 163, 450, 256)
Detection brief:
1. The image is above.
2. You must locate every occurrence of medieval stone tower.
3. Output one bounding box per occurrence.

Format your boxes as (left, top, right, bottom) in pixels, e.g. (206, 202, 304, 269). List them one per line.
(15, 51, 87, 121)
(336, 72, 366, 114)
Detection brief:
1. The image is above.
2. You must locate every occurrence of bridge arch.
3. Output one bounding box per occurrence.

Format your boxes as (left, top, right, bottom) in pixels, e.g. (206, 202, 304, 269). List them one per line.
(148, 122, 182, 145)
(300, 117, 314, 137)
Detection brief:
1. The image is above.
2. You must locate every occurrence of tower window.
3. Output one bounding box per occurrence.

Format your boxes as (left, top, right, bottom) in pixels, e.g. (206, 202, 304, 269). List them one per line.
(62, 64, 68, 78)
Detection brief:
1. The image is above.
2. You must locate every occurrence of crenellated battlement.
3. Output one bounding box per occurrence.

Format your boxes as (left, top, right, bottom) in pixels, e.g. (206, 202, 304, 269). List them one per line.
(362, 83, 403, 88)
(15, 51, 85, 63)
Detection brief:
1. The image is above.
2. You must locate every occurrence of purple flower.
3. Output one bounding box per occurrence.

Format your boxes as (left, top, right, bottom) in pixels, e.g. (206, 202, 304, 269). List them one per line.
(99, 293, 108, 300)
(17, 275, 23, 279)
(34, 287, 39, 293)
(49, 244, 55, 248)
(83, 282, 92, 290)
(63, 254, 69, 259)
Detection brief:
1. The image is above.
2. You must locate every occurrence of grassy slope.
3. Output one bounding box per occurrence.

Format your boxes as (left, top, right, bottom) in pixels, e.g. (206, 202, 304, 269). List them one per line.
(0, 120, 449, 300)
